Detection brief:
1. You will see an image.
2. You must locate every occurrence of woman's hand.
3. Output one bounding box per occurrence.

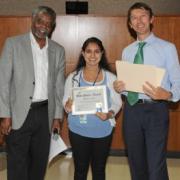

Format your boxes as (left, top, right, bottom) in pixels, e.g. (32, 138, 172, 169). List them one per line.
(113, 80, 125, 93)
(96, 110, 115, 121)
(65, 98, 73, 113)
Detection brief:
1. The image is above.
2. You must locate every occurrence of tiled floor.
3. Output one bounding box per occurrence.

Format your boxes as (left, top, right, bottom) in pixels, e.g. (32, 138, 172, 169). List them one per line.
(0, 152, 180, 180)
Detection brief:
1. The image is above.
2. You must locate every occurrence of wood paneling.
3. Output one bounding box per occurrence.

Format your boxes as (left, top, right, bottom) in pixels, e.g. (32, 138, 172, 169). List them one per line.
(0, 16, 180, 152)
(0, 17, 31, 50)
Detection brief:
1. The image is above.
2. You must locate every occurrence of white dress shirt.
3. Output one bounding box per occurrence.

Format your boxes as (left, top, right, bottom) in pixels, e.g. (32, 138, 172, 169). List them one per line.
(30, 32, 48, 102)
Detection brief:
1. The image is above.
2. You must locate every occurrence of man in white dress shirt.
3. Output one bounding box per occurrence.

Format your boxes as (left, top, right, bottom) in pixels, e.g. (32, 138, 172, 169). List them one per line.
(0, 6, 65, 180)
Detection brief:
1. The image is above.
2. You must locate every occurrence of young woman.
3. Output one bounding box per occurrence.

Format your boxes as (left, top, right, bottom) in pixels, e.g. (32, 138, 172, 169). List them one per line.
(63, 37, 122, 180)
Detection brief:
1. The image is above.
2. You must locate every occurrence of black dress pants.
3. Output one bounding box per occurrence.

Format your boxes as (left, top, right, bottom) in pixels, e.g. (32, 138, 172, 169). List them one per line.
(6, 101, 50, 180)
(123, 100, 169, 180)
(69, 130, 113, 180)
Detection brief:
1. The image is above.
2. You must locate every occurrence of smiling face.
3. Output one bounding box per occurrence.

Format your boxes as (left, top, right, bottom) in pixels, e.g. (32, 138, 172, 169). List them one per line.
(31, 12, 54, 41)
(129, 8, 154, 40)
(82, 42, 103, 68)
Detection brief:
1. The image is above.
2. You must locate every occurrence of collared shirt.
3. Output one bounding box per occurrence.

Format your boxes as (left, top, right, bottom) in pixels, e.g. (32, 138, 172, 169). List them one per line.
(122, 33, 180, 102)
(30, 32, 48, 102)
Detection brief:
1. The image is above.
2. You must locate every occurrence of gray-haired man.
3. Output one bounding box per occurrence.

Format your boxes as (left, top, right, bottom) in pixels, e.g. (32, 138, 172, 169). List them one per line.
(0, 6, 65, 180)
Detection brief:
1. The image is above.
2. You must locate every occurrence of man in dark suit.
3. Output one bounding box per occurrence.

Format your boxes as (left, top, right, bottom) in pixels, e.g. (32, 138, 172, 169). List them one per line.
(0, 6, 65, 180)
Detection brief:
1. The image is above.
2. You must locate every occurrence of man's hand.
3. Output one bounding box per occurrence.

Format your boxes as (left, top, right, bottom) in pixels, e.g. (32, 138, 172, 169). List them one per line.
(113, 80, 126, 93)
(0, 118, 12, 135)
(51, 119, 62, 134)
(143, 81, 172, 100)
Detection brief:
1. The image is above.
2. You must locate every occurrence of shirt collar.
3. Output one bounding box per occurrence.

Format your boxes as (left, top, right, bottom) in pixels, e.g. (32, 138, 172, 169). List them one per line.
(136, 32, 155, 46)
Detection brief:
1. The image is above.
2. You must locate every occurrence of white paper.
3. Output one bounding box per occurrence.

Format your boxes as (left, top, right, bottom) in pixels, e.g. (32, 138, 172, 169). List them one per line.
(116, 61, 165, 93)
(72, 85, 108, 115)
(48, 134, 68, 163)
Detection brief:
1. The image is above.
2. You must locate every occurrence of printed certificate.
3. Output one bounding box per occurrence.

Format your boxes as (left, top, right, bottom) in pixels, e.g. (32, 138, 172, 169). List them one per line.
(72, 85, 108, 115)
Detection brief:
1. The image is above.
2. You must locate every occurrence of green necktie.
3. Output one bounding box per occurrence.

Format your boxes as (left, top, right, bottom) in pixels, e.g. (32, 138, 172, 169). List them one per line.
(127, 42, 146, 106)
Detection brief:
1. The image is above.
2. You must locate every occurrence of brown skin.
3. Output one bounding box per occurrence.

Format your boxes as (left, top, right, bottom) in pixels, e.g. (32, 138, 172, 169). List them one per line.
(0, 12, 61, 136)
(114, 8, 172, 100)
(31, 12, 54, 48)
(0, 118, 12, 135)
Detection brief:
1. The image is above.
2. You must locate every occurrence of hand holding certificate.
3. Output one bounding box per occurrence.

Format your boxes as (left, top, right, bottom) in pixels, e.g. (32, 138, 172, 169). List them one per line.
(116, 61, 165, 93)
(72, 85, 108, 115)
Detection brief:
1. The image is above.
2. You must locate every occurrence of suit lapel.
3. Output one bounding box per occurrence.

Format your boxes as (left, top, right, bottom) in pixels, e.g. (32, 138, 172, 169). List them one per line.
(48, 40, 55, 87)
(23, 33, 35, 80)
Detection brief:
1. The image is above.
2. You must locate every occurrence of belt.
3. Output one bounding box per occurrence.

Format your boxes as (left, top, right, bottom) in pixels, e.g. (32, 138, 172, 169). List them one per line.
(122, 95, 165, 105)
(136, 99, 160, 104)
(31, 100, 48, 108)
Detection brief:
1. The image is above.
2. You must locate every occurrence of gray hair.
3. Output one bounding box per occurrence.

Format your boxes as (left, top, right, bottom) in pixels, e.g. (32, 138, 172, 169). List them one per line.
(32, 6, 56, 26)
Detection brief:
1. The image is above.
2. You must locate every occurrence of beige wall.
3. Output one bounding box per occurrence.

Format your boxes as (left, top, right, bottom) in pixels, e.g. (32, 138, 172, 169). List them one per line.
(0, 0, 180, 16)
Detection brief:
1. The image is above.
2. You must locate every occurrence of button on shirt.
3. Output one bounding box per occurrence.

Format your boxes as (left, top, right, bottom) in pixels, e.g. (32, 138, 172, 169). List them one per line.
(30, 32, 48, 102)
(122, 33, 180, 102)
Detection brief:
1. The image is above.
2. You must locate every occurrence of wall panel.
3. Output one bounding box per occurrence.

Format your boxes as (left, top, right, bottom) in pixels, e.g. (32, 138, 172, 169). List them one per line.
(0, 16, 180, 152)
